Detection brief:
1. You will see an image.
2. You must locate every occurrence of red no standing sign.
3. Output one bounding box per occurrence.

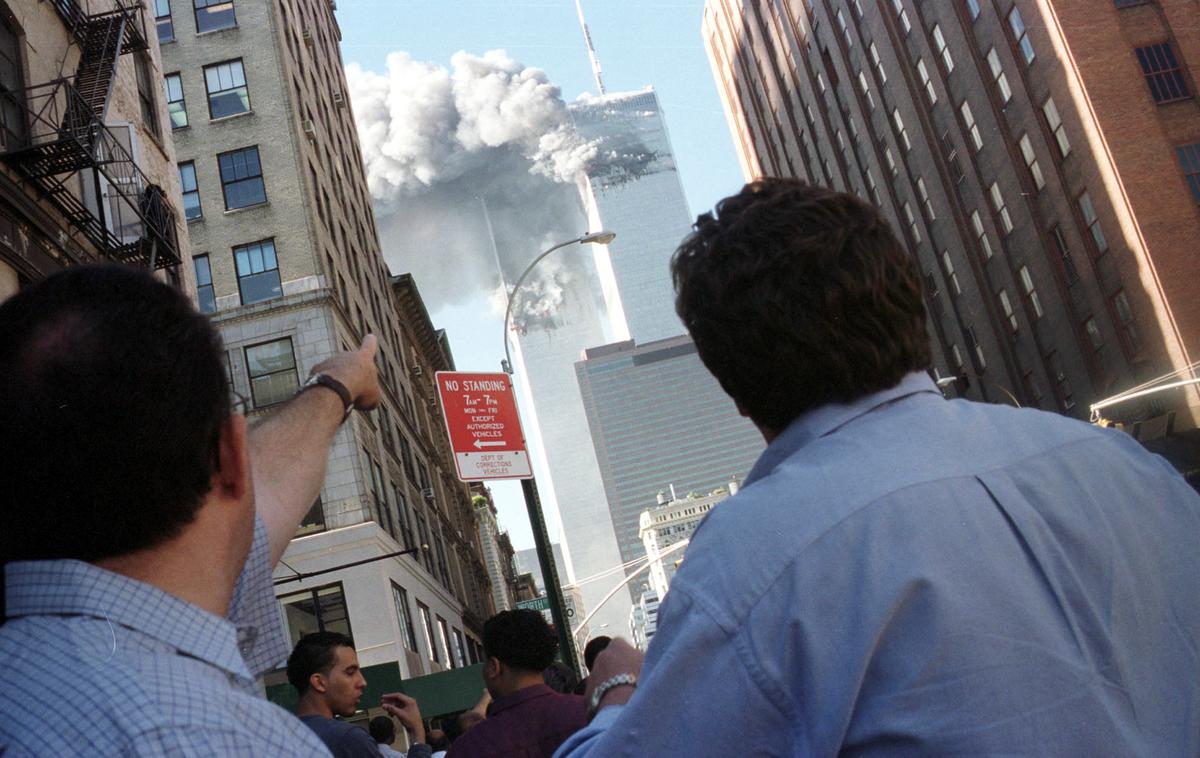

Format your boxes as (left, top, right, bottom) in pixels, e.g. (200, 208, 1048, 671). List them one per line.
(435, 371, 533, 482)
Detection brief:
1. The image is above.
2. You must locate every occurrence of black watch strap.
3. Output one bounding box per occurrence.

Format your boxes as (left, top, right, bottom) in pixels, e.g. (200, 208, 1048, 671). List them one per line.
(302, 373, 354, 421)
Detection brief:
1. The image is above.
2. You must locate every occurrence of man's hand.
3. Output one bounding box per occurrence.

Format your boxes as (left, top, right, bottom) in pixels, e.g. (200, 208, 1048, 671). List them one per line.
(309, 334, 381, 411)
(584, 638, 644, 713)
(470, 688, 492, 716)
(381, 692, 425, 745)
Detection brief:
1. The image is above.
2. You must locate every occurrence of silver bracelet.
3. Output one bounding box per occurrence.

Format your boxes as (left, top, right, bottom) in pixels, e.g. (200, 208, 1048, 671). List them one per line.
(587, 673, 638, 718)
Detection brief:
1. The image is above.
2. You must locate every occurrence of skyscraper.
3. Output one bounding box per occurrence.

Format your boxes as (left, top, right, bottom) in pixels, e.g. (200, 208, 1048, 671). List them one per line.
(157, 0, 494, 695)
(575, 335, 764, 574)
(703, 0, 1199, 475)
(509, 88, 696, 636)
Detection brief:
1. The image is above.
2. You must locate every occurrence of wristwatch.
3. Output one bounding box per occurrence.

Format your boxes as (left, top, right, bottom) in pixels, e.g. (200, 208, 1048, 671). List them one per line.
(301, 373, 354, 422)
(587, 673, 637, 718)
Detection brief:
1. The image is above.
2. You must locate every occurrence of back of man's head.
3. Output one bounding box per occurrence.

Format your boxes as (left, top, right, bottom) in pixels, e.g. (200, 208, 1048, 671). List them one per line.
(672, 179, 932, 432)
(287, 631, 356, 695)
(368, 716, 395, 745)
(482, 609, 558, 673)
(583, 635, 611, 672)
(0, 264, 230, 563)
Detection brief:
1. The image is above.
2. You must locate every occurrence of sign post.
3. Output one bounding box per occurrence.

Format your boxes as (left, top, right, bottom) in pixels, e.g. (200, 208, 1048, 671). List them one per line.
(436, 372, 579, 673)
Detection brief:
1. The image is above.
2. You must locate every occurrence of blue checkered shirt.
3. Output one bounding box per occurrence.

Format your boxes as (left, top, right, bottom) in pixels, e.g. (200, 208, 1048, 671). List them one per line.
(1, 518, 333, 756)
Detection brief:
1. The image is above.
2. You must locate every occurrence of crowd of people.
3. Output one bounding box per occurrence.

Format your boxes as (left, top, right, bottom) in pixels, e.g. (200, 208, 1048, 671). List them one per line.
(1, 179, 1197, 756)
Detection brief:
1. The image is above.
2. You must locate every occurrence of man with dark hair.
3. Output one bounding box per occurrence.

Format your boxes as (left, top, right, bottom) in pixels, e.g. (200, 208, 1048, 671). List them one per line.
(446, 609, 585, 757)
(368, 716, 405, 758)
(558, 180, 1200, 756)
(582, 636, 611, 674)
(289, 632, 383, 757)
(0, 264, 383, 754)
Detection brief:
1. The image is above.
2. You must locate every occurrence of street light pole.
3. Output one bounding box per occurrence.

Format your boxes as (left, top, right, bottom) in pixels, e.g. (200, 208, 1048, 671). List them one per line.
(935, 373, 1022, 407)
(500, 230, 615, 675)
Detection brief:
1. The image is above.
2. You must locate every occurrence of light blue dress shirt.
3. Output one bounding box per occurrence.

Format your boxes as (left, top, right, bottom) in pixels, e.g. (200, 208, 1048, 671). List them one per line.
(1, 518, 332, 756)
(557, 372, 1200, 756)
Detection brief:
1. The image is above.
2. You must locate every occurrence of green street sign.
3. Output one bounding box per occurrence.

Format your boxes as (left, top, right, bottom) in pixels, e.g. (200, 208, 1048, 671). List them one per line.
(516, 595, 550, 612)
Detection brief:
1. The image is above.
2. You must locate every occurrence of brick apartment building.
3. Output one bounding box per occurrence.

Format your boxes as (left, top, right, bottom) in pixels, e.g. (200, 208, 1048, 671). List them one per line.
(703, 0, 1200, 479)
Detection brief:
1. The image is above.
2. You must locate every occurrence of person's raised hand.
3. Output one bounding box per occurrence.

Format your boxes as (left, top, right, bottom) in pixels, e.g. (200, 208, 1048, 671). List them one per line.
(381, 692, 425, 744)
(584, 637, 644, 713)
(310, 334, 380, 412)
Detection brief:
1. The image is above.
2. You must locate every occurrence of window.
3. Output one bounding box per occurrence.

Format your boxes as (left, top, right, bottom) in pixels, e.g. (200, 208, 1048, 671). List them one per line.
(155, 0, 174, 43)
(917, 177, 935, 219)
(966, 326, 987, 369)
(1176, 143, 1200, 203)
(452, 628, 467, 668)
(1018, 265, 1043, 319)
(866, 169, 880, 204)
(1008, 6, 1035, 65)
(1078, 191, 1107, 254)
(1112, 290, 1140, 355)
(0, 13, 26, 150)
(951, 343, 965, 372)
(194, 0, 236, 33)
(1047, 352, 1074, 410)
(1018, 133, 1045, 190)
(816, 71, 826, 95)
(942, 250, 961, 296)
(297, 497, 325, 536)
(998, 289, 1018, 332)
(436, 616, 452, 666)
(917, 58, 937, 105)
(204, 59, 250, 119)
(178, 161, 201, 220)
(135, 53, 160, 141)
(884, 145, 897, 176)
(163, 73, 187, 129)
(245, 337, 297, 406)
(234, 238, 281, 304)
(194, 254, 215, 313)
(903, 201, 921, 244)
(218, 146, 266, 209)
(391, 583, 419, 652)
(960, 101, 983, 152)
(279, 583, 351, 649)
(394, 486, 414, 548)
(870, 42, 887, 84)
(1042, 97, 1071, 158)
(1136, 43, 1190, 103)
(986, 48, 1012, 103)
(417, 602, 438, 663)
(1084, 316, 1103, 350)
(853, 0, 864, 18)
(932, 24, 954, 72)
(989, 182, 1013, 235)
(836, 9, 852, 47)
(890, 0, 912, 34)
(857, 70, 875, 110)
(1052, 224, 1079, 283)
(971, 210, 994, 259)
(892, 108, 911, 151)
(966, 0, 981, 19)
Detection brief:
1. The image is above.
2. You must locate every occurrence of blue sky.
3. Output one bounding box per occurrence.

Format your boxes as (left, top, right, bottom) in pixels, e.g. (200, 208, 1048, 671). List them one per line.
(337, 0, 745, 549)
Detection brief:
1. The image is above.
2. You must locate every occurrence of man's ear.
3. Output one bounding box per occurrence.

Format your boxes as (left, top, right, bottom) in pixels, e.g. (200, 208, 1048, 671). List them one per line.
(486, 656, 502, 679)
(212, 415, 249, 502)
(309, 671, 329, 695)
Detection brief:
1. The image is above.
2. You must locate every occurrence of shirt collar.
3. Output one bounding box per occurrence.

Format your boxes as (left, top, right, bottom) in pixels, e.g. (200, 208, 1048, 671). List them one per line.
(487, 683, 556, 716)
(4, 559, 253, 683)
(744, 371, 942, 487)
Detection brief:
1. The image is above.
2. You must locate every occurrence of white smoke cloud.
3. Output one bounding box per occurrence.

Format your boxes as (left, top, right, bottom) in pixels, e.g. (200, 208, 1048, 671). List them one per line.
(346, 51, 601, 324)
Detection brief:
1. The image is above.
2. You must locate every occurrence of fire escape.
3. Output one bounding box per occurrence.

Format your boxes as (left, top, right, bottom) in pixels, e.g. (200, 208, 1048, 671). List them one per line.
(0, 1, 180, 269)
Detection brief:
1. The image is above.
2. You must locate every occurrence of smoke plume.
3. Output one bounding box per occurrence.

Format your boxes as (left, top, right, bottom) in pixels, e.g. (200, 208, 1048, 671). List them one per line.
(346, 50, 598, 326)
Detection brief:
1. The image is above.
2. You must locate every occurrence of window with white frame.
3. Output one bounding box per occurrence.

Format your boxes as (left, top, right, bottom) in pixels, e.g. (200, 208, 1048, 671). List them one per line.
(1042, 97, 1071, 158)
(891, 0, 912, 34)
(942, 250, 961, 295)
(870, 41, 887, 84)
(837, 9, 853, 47)
(892, 108, 911, 151)
(884, 145, 897, 176)
(986, 48, 1012, 103)
(1112, 289, 1140, 355)
(1018, 265, 1043, 319)
(998, 288, 1018, 332)
(1018, 133, 1045, 190)
(1078, 191, 1107, 253)
(1084, 316, 1103, 350)
(966, 0, 981, 19)
(933, 24, 954, 72)
(857, 70, 875, 110)
(960, 101, 982, 151)
(989, 183, 1014, 235)
(1009, 6, 1035, 65)
(903, 201, 921, 243)
(971, 210, 994, 259)
(917, 176, 935, 219)
(917, 58, 937, 105)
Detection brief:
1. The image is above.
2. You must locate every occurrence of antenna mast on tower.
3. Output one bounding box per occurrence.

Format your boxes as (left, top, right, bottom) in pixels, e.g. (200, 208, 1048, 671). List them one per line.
(574, 0, 606, 94)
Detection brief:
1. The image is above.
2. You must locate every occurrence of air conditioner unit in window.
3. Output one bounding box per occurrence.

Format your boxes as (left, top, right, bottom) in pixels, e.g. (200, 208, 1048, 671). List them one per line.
(422, 488, 435, 500)
(333, 92, 346, 108)
(428, 397, 437, 408)
(302, 120, 316, 141)
(302, 28, 314, 46)
(411, 365, 423, 376)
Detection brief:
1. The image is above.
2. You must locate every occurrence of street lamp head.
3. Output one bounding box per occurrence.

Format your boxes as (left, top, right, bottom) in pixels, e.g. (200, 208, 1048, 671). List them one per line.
(580, 230, 616, 245)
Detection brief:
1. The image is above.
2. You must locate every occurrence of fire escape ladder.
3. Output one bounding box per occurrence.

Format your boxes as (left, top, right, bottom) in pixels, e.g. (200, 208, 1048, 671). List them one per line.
(68, 13, 126, 133)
